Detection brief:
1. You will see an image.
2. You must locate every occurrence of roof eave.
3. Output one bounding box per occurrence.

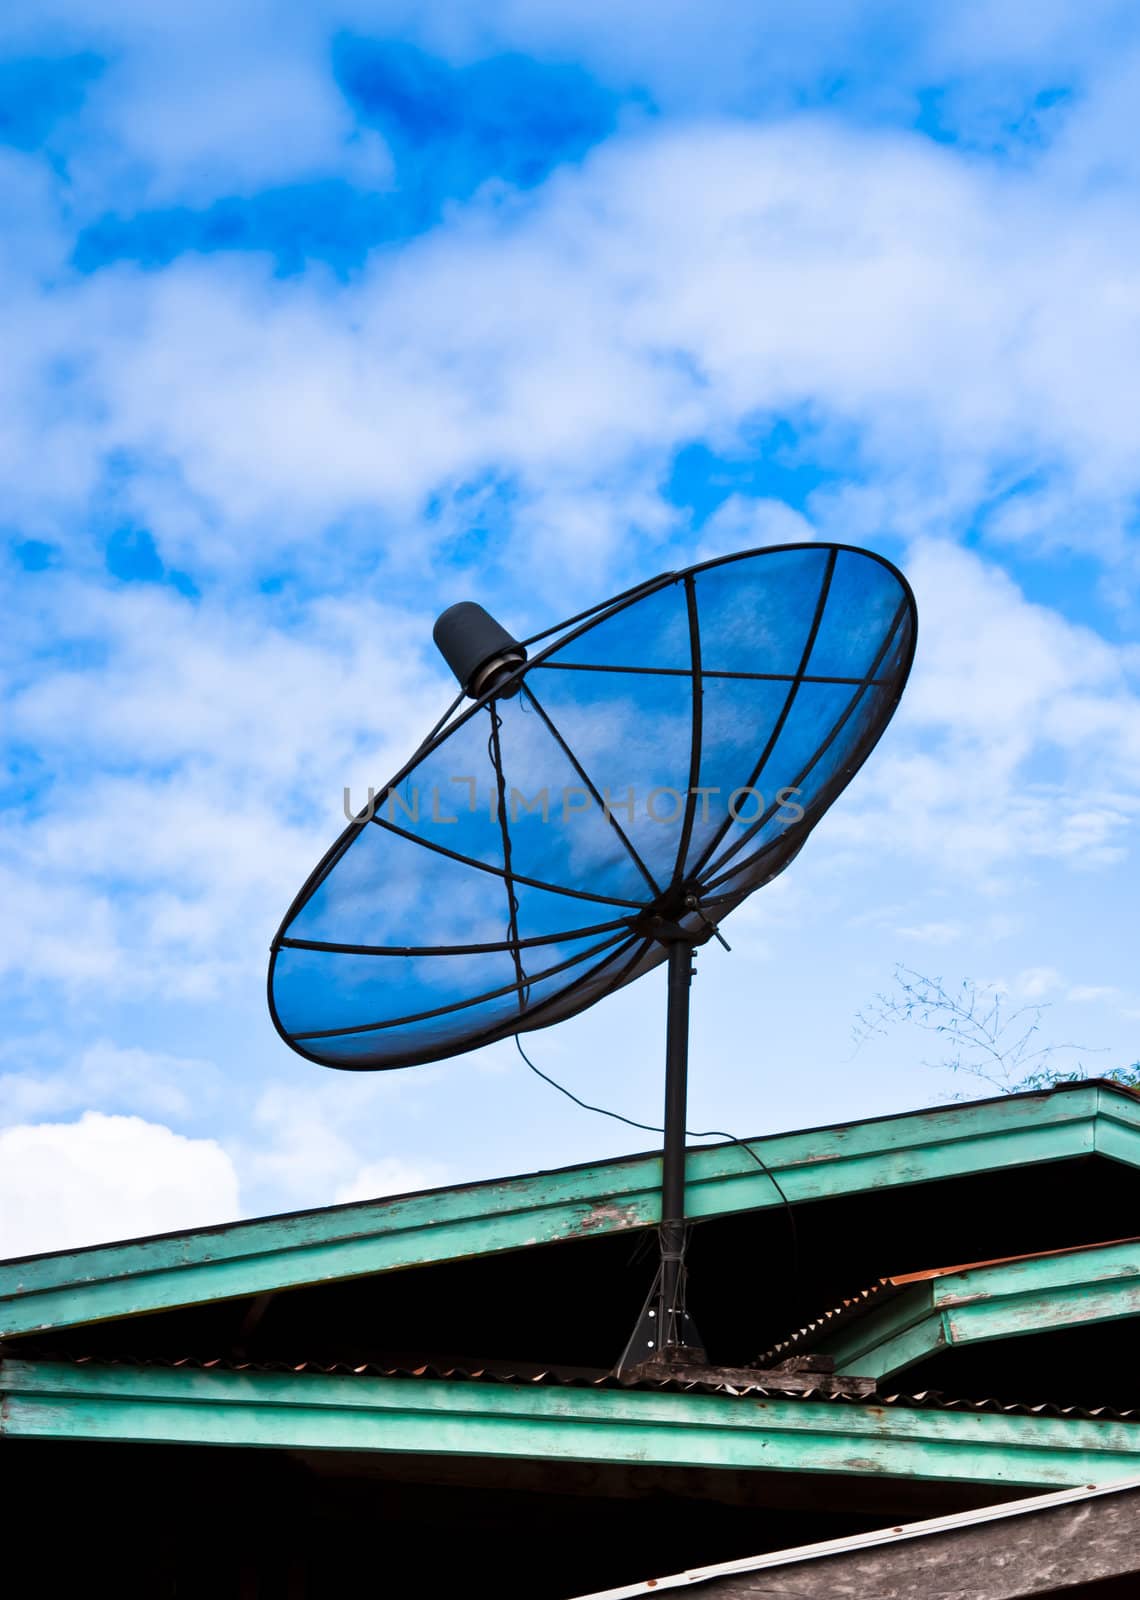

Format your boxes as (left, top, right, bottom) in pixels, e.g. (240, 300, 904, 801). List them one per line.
(1, 1081, 1136, 1340)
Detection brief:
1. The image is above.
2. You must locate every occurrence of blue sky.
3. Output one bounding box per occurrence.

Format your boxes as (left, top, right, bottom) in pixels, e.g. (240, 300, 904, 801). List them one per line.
(3, 0, 1140, 1255)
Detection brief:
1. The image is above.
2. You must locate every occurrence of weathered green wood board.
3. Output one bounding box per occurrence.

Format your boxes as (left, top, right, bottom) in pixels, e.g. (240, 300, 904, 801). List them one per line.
(3, 1360, 1139, 1490)
(2, 1085, 1135, 1339)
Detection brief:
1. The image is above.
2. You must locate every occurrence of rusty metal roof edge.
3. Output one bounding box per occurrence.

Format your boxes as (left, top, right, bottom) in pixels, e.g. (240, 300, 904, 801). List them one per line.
(11, 1351, 1140, 1422)
(886, 1232, 1140, 1286)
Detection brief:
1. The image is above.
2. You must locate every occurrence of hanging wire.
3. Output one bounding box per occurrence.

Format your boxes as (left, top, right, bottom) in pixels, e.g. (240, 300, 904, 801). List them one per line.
(513, 1034, 799, 1286)
(487, 702, 530, 1010)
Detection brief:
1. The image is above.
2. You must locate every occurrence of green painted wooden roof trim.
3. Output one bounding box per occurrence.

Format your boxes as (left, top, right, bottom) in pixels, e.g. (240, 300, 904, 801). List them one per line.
(3, 1359, 1138, 1491)
(816, 1237, 1140, 1383)
(1, 1083, 1137, 1339)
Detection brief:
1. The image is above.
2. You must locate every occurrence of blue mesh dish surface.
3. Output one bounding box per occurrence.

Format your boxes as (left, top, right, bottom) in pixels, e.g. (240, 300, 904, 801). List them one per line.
(270, 544, 917, 1069)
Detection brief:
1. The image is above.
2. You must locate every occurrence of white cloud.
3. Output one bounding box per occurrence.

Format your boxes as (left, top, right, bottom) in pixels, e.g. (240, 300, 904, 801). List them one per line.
(7, 108, 1140, 583)
(334, 1156, 450, 1204)
(695, 495, 815, 562)
(0, 580, 449, 994)
(242, 1071, 445, 1209)
(4, 2, 1140, 1216)
(830, 540, 1140, 877)
(88, 51, 392, 205)
(0, 1111, 239, 1258)
(0, 867, 122, 987)
(381, 0, 1139, 119)
(1016, 965, 1063, 1000)
(0, 4, 393, 208)
(895, 921, 963, 945)
(0, 1039, 219, 1125)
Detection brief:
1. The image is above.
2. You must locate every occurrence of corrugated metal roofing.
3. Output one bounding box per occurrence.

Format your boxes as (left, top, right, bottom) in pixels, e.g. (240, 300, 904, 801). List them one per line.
(25, 1351, 1140, 1422)
(757, 1279, 905, 1364)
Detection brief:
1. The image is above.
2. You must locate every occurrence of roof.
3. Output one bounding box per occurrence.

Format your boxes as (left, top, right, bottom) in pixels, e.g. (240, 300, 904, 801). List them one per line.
(17, 1350, 1140, 1422)
(6, 1354, 1140, 1492)
(4, 1080, 1140, 1506)
(759, 1234, 1140, 1382)
(567, 1477, 1140, 1599)
(3, 1078, 1138, 1340)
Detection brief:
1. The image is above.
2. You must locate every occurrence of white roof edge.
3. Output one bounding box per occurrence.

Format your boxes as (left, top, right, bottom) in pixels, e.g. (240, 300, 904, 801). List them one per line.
(568, 1476, 1140, 1600)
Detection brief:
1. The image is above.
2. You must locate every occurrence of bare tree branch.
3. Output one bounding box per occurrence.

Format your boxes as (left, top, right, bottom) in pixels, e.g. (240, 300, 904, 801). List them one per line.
(852, 965, 1138, 1096)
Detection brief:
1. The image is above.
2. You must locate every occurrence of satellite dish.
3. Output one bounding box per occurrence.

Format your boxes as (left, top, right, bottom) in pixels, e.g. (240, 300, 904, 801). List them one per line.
(269, 543, 917, 1373)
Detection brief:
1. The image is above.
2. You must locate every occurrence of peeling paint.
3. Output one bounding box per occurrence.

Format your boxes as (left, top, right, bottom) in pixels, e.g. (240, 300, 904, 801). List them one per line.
(574, 1202, 644, 1235)
(3, 1085, 1137, 1342)
(6, 1360, 1140, 1490)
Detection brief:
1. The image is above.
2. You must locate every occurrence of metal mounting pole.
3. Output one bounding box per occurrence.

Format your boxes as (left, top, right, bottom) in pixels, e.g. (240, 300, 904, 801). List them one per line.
(615, 935, 706, 1376)
(659, 937, 694, 1348)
